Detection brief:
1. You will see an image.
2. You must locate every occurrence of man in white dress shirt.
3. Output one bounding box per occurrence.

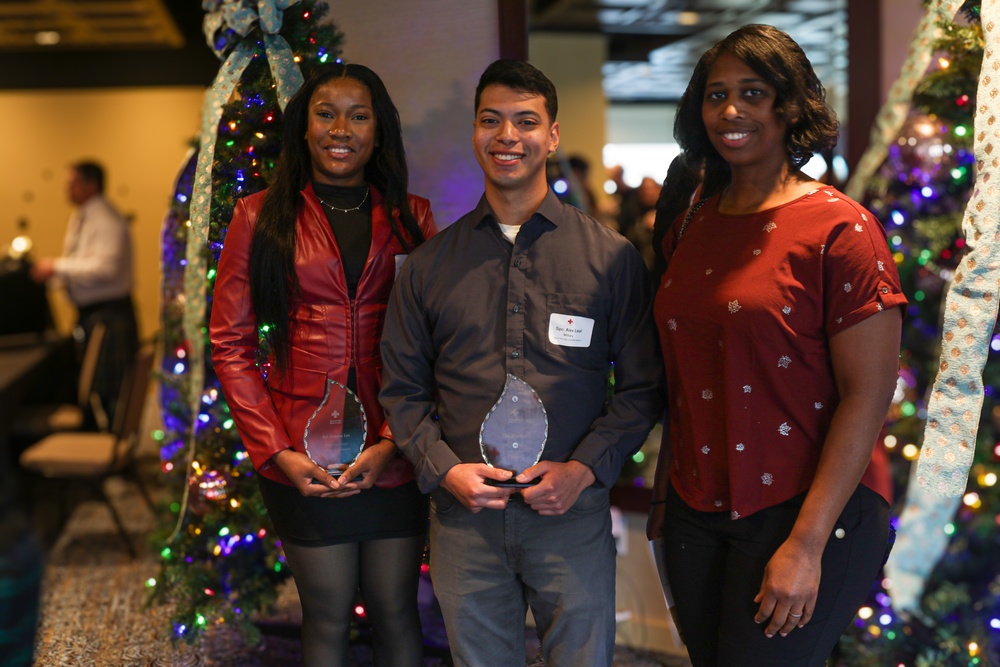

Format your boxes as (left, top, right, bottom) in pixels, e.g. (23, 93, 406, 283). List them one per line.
(31, 161, 138, 419)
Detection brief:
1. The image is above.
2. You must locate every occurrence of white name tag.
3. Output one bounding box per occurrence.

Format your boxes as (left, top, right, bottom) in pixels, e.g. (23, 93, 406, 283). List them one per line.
(394, 254, 408, 278)
(548, 313, 594, 347)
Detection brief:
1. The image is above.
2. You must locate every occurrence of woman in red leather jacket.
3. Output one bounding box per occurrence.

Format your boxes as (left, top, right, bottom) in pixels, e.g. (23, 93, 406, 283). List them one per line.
(210, 63, 436, 667)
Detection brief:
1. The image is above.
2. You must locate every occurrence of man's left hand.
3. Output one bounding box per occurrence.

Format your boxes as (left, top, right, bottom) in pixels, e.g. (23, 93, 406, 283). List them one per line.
(517, 460, 595, 515)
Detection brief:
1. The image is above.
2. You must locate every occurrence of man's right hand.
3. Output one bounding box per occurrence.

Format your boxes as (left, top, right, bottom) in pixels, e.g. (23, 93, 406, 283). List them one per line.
(441, 463, 514, 512)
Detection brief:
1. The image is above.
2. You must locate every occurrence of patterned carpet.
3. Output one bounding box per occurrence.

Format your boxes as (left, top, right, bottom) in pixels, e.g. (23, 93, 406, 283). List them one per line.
(31, 470, 691, 666)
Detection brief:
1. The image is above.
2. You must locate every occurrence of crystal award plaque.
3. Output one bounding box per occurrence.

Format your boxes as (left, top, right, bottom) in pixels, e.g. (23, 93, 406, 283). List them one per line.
(479, 374, 547, 488)
(303, 380, 367, 476)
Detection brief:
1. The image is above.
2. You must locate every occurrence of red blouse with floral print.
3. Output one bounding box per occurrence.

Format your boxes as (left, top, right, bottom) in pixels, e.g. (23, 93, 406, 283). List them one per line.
(655, 187, 907, 519)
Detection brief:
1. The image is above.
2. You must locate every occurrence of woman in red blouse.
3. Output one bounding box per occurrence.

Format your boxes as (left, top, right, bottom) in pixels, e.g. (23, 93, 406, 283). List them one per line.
(648, 25, 906, 666)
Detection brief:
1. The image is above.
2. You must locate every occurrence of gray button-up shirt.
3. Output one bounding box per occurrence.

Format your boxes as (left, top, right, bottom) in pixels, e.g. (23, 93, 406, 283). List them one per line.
(380, 190, 665, 492)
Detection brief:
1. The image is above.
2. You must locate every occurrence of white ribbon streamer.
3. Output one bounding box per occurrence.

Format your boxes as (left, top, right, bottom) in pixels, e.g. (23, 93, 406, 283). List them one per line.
(918, 1, 1000, 497)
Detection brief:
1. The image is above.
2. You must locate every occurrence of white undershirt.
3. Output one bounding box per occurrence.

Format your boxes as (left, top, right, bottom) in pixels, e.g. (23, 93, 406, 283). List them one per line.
(498, 223, 520, 244)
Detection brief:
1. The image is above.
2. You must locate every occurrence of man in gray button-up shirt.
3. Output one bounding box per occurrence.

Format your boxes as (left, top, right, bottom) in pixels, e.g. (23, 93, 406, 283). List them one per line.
(380, 60, 664, 666)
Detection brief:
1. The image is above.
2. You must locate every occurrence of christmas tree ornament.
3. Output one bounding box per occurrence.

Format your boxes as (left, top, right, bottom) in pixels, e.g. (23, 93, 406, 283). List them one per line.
(845, 0, 963, 201)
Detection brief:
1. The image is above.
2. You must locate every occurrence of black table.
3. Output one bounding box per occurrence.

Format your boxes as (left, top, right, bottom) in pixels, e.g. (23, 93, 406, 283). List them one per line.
(0, 260, 55, 336)
(0, 333, 74, 490)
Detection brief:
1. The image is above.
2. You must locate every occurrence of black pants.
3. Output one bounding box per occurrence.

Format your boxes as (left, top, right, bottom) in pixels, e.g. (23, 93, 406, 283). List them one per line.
(76, 295, 139, 420)
(661, 484, 889, 667)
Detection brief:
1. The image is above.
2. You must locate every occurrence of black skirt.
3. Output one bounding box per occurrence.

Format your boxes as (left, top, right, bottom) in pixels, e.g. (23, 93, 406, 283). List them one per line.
(258, 475, 429, 547)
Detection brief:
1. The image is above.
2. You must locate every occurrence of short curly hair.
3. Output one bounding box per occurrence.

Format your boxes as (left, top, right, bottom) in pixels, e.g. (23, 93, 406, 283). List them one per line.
(674, 24, 838, 186)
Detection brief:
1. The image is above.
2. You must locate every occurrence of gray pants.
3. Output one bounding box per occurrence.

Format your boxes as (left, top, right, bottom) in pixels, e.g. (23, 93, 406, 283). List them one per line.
(428, 486, 616, 667)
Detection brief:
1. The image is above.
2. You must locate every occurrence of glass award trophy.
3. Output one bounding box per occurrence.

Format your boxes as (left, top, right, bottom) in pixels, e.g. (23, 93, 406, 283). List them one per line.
(479, 374, 547, 488)
(303, 379, 367, 476)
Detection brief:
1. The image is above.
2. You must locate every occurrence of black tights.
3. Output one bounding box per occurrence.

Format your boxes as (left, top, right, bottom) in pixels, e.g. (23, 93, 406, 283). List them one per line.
(281, 534, 426, 667)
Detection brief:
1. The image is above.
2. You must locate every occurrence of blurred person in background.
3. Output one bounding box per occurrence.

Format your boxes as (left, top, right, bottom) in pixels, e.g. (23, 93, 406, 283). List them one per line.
(622, 176, 662, 272)
(31, 160, 138, 419)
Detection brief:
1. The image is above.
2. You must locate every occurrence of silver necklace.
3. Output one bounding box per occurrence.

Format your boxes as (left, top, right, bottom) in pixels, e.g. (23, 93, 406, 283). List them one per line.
(315, 186, 370, 213)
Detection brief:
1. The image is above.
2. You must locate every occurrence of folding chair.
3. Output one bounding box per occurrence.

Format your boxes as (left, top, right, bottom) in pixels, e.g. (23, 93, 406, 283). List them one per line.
(12, 321, 110, 438)
(19, 343, 155, 558)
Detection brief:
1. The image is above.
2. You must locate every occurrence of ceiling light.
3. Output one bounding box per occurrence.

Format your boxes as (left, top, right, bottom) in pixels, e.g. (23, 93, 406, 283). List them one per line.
(677, 11, 700, 26)
(35, 31, 61, 46)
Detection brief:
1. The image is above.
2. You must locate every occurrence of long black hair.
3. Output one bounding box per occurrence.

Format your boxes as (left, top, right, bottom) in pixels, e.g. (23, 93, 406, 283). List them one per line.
(673, 24, 839, 198)
(651, 152, 703, 282)
(248, 63, 426, 374)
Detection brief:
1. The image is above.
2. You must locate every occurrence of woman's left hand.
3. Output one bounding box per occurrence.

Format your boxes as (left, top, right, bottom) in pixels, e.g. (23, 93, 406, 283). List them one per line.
(336, 438, 398, 490)
(753, 537, 821, 638)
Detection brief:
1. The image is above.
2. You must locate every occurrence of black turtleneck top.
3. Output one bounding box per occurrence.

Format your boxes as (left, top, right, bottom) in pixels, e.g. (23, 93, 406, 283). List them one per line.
(312, 182, 372, 299)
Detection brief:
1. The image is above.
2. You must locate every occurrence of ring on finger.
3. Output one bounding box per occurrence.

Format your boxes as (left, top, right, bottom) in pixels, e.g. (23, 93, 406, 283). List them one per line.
(788, 612, 803, 618)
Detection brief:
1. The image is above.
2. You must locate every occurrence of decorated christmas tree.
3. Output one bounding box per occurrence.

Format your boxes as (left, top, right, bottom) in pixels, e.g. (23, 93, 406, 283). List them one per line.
(149, 0, 343, 643)
(835, 3, 1000, 664)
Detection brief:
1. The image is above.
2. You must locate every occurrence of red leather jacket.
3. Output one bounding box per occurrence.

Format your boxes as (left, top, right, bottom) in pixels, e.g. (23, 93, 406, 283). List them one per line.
(210, 183, 436, 487)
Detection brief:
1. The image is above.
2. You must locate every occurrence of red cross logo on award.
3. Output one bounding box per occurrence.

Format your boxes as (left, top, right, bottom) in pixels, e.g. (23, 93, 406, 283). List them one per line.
(303, 379, 366, 476)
